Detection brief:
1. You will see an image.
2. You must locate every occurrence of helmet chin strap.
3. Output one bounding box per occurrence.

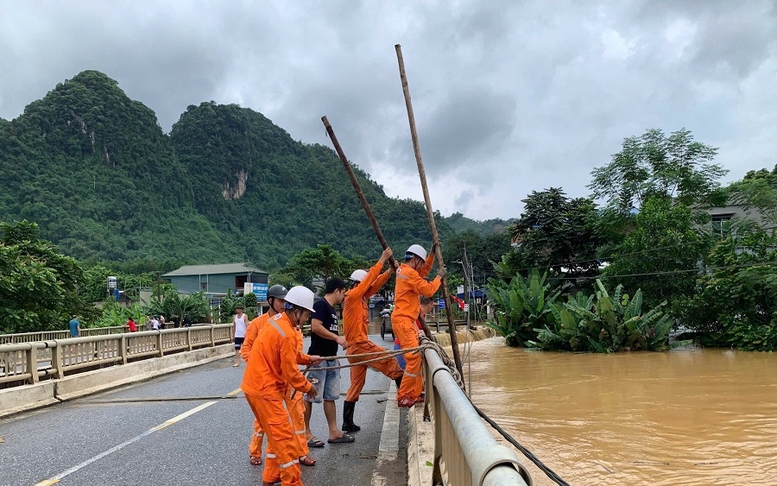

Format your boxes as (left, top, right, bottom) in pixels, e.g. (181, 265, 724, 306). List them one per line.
(290, 308, 304, 326)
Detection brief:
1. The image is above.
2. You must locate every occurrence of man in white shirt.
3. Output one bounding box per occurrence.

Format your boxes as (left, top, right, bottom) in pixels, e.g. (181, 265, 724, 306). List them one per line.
(233, 304, 248, 367)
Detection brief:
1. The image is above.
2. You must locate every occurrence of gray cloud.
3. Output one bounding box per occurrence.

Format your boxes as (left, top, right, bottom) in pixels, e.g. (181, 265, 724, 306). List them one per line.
(2, 0, 777, 220)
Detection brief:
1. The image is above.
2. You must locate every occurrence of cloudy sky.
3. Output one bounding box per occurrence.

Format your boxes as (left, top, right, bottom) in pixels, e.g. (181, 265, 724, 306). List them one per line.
(2, 1, 776, 220)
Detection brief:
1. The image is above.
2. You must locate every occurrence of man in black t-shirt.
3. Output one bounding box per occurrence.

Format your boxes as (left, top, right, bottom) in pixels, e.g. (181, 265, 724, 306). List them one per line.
(304, 278, 355, 446)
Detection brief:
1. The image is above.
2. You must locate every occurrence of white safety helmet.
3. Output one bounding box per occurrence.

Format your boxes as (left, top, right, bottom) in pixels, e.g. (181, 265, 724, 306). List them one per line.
(405, 244, 427, 261)
(283, 286, 315, 312)
(349, 269, 368, 283)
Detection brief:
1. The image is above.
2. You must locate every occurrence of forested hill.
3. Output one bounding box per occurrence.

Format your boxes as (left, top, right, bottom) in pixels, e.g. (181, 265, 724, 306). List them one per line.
(0, 70, 496, 270)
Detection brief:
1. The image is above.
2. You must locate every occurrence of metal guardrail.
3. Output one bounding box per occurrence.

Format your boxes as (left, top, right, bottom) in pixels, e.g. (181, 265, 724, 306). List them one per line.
(0, 325, 233, 387)
(423, 347, 532, 486)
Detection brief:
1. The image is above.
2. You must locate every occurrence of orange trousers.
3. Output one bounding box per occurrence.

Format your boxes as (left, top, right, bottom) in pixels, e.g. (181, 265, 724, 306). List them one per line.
(345, 340, 404, 402)
(248, 418, 264, 458)
(245, 393, 302, 486)
(248, 389, 308, 461)
(287, 385, 308, 457)
(394, 318, 424, 401)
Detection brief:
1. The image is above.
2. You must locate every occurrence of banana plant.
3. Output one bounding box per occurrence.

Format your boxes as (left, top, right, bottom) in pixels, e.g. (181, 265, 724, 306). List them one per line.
(531, 279, 673, 352)
(486, 269, 560, 346)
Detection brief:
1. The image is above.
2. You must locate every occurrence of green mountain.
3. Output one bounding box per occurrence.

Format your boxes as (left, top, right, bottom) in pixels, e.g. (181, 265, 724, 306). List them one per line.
(0, 71, 462, 270)
(443, 212, 514, 236)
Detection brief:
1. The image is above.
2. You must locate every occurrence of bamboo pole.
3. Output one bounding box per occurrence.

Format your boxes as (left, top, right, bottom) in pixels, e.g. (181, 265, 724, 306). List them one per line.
(394, 44, 464, 381)
(321, 116, 434, 340)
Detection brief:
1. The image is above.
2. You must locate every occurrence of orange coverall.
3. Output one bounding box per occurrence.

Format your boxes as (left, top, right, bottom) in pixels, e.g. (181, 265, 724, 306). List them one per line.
(243, 313, 309, 461)
(242, 313, 312, 486)
(344, 261, 403, 402)
(242, 313, 272, 459)
(392, 254, 440, 403)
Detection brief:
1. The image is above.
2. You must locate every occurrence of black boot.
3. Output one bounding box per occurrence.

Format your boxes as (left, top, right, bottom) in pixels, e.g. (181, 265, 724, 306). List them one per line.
(394, 376, 403, 388)
(342, 400, 361, 432)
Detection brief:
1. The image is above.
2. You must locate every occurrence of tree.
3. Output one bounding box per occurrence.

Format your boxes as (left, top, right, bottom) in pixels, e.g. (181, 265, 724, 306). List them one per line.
(726, 166, 777, 227)
(508, 188, 604, 280)
(442, 230, 511, 287)
(0, 220, 89, 333)
(589, 128, 727, 209)
(602, 196, 713, 312)
(281, 244, 353, 289)
(678, 227, 777, 350)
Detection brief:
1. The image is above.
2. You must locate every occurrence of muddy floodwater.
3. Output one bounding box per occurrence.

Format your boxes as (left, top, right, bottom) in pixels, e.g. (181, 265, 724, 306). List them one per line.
(465, 338, 777, 485)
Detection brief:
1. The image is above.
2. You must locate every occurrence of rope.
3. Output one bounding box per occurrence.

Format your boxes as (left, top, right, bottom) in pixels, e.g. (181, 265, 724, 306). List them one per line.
(305, 344, 428, 371)
(289, 344, 428, 399)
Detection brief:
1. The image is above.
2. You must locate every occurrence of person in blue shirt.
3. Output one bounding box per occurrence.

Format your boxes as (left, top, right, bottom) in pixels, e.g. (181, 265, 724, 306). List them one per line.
(69, 315, 80, 337)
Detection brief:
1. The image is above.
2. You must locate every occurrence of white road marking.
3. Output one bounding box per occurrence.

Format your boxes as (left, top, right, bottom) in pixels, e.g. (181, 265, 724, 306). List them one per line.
(33, 401, 218, 485)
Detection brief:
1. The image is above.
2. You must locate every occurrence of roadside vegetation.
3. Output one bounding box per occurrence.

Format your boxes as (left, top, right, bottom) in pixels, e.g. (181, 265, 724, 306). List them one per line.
(485, 128, 777, 352)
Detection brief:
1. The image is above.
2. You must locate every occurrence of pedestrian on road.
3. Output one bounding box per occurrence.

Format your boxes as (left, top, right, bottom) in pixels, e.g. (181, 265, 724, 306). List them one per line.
(233, 304, 247, 367)
(126, 317, 137, 333)
(151, 316, 160, 331)
(241, 285, 289, 466)
(242, 286, 322, 486)
(342, 247, 404, 433)
(68, 315, 80, 337)
(393, 244, 445, 408)
(183, 314, 192, 327)
(304, 278, 354, 446)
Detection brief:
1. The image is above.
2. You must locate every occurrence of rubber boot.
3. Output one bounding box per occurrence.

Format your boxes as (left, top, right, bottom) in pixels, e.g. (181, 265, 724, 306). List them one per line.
(394, 376, 402, 389)
(342, 400, 361, 432)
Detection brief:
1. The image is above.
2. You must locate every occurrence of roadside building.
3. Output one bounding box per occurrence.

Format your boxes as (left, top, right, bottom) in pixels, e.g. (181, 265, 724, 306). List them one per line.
(162, 263, 269, 302)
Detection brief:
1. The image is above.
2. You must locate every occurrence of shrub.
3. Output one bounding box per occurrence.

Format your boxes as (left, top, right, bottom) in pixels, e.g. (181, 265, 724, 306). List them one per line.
(529, 280, 673, 352)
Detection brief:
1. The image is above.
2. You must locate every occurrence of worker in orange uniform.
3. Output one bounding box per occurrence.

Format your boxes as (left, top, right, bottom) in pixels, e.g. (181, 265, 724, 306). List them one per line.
(392, 244, 445, 408)
(242, 286, 322, 486)
(241, 285, 288, 466)
(342, 247, 404, 432)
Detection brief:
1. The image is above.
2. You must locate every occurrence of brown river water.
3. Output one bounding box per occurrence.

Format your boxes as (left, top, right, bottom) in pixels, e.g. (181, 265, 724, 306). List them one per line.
(463, 337, 777, 485)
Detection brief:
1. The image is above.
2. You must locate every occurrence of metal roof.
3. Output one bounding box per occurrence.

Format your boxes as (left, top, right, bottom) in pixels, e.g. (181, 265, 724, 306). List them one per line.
(162, 263, 268, 277)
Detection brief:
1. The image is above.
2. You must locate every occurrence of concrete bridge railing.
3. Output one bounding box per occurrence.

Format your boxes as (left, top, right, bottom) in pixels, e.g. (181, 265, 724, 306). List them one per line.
(0, 325, 233, 387)
(0, 325, 130, 345)
(423, 347, 532, 486)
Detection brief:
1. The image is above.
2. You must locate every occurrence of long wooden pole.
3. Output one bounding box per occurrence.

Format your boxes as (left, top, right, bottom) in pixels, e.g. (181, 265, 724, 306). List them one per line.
(395, 44, 464, 380)
(321, 116, 434, 340)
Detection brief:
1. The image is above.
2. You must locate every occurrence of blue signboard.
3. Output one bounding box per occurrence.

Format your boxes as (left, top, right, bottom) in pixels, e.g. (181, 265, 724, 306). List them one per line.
(248, 283, 269, 302)
(438, 298, 446, 309)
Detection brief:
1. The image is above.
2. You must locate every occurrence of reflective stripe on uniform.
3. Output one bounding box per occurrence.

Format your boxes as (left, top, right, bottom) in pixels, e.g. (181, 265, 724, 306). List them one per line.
(280, 459, 299, 469)
(266, 453, 277, 459)
(269, 318, 286, 337)
(404, 370, 418, 378)
(254, 431, 263, 437)
(295, 429, 305, 435)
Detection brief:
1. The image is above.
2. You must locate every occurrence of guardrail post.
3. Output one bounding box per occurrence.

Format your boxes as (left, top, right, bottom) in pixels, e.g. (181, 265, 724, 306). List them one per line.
(120, 335, 127, 365)
(210, 326, 215, 347)
(187, 328, 193, 351)
(157, 331, 164, 357)
(27, 345, 39, 384)
(51, 341, 63, 379)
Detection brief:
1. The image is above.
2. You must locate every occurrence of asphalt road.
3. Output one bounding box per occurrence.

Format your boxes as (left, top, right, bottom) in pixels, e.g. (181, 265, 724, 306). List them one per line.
(0, 335, 407, 486)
